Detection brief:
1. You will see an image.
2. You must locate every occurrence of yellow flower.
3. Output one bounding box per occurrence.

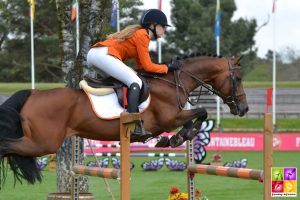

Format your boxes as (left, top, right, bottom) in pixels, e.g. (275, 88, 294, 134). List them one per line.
(167, 192, 188, 200)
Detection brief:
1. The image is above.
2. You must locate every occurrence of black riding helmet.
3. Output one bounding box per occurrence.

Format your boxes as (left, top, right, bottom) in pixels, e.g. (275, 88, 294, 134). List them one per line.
(140, 9, 171, 39)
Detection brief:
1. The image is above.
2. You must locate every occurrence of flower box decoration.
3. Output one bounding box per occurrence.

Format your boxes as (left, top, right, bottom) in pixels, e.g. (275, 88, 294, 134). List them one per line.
(167, 186, 208, 200)
(210, 153, 223, 166)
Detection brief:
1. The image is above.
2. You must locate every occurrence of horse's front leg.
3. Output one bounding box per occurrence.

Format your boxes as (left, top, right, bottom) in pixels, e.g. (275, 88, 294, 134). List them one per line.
(156, 108, 207, 148)
(171, 107, 208, 147)
(174, 107, 207, 127)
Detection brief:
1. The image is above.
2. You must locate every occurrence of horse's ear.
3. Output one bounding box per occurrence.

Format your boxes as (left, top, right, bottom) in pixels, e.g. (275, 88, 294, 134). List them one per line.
(232, 55, 243, 65)
(237, 55, 244, 64)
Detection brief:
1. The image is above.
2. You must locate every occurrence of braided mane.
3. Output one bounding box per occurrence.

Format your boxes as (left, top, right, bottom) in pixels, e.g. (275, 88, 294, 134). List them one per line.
(176, 52, 223, 61)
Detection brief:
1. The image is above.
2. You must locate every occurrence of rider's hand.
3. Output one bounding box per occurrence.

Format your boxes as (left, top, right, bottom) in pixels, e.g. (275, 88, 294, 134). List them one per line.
(167, 59, 180, 71)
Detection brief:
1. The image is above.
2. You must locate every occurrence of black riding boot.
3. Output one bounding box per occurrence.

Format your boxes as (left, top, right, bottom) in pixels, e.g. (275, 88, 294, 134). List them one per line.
(127, 82, 140, 113)
(127, 83, 152, 141)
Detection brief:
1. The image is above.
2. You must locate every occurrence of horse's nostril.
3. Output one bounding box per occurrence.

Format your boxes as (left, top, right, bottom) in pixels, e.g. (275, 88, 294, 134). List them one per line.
(245, 106, 249, 113)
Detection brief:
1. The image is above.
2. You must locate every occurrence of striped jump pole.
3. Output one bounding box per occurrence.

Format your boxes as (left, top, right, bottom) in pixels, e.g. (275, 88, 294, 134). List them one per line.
(72, 165, 119, 179)
(85, 152, 186, 157)
(85, 143, 185, 148)
(188, 164, 263, 180)
(71, 135, 83, 200)
(187, 113, 273, 200)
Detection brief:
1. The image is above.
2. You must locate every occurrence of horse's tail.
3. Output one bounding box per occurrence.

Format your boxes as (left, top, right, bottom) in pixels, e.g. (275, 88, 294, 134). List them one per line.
(0, 90, 42, 189)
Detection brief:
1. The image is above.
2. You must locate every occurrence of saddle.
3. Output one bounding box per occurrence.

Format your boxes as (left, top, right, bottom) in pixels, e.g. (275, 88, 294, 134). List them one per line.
(80, 73, 151, 109)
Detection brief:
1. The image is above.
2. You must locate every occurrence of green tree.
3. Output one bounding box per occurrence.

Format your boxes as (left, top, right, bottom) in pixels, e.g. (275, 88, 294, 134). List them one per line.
(164, 0, 257, 74)
(264, 49, 281, 63)
(0, 0, 61, 82)
(107, 0, 143, 35)
(0, 0, 142, 82)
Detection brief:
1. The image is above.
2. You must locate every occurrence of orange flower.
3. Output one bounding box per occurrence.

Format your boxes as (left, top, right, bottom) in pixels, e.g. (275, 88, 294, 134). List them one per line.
(212, 153, 222, 161)
(170, 186, 179, 194)
(195, 189, 203, 197)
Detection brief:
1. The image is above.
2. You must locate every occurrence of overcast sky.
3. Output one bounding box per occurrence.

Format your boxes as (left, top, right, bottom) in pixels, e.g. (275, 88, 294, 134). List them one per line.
(142, 0, 300, 58)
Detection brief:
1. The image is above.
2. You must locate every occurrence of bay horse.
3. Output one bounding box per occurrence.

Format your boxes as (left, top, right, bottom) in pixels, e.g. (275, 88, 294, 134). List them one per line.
(0, 54, 248, 187)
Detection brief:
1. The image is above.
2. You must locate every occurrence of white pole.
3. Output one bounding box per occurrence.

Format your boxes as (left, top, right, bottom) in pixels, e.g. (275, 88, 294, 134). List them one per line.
(76, 1, 79, 55)
(116, 0, 120, 32)
(30, 7, 35, 89)
(158, 39, 162, 63)
(185, 100, 194, 200)
(216, 36, 221, 132)
(157, 0, 162, 63)
(272, 6, 277, 132)
(72, 2, 81, 198)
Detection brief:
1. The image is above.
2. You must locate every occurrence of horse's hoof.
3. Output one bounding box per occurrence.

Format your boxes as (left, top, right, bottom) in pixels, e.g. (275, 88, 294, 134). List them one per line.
(169, 135, 184, 148)
(185, 132, 193, 140)
(130, 132, 152, 143)
(155, 136, 170, 147)
(185, 121, 203, 140)
(197, 108, 208, 121)
(185, 131, 197, 140)
(185, 128, 199, 140)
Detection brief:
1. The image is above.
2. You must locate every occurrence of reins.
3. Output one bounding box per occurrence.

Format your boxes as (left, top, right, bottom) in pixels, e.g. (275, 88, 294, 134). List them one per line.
(153, 57, 246, 110)
(151, 71, 190, 109)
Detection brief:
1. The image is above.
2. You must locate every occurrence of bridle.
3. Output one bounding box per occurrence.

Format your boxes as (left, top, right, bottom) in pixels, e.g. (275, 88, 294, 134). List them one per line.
(153, 57, 246, 110)
(212, 58, 246, 105)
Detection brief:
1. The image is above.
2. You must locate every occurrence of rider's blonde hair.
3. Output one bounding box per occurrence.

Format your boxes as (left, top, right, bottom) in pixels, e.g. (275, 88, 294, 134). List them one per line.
(107, 24, 143, 41)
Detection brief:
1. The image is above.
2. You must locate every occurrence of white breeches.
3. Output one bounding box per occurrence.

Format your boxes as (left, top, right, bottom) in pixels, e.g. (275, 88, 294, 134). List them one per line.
(87, 47, 142, 88)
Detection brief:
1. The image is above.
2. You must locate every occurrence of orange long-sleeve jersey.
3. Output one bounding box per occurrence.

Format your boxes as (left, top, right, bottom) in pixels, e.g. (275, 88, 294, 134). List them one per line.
(92, 28, 168, 74)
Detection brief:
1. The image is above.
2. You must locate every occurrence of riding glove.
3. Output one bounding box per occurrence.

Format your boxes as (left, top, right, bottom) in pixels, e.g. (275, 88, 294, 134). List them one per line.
(167, 59, 180, 71)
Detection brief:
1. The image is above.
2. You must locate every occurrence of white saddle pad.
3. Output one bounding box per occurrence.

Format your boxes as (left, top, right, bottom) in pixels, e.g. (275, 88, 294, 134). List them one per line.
(83, 90, 150, 120)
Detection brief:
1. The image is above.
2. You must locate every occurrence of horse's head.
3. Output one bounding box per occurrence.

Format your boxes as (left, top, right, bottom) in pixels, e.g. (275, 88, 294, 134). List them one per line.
(210, 56, 249, 116)
(177, 55, 249, 117)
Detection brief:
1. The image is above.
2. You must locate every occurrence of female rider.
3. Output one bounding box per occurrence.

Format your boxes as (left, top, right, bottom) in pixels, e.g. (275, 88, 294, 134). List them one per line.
(87, 9, 178, 137)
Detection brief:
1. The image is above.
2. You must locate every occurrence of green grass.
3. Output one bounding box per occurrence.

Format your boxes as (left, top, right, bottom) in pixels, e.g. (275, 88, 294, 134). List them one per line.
(0, 82, 64, 93)
(244, 62, 272, 82)
(1, 151, 299, 199)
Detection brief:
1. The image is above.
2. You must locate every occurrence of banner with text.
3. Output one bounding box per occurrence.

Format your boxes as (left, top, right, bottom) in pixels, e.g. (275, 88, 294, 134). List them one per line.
(84, 133, 300, 154)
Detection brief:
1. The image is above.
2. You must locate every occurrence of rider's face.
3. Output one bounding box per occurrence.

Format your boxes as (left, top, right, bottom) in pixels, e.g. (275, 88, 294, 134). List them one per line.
(149, 24, 166, 39)
(155, 24, 166, 38)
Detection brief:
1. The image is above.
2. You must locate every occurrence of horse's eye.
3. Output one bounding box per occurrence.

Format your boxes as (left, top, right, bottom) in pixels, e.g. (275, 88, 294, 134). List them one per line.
(236, 77, 242, 82)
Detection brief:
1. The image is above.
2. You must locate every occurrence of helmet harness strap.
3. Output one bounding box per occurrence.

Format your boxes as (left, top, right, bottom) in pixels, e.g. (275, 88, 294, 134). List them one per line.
(147, 24, 158, 40)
